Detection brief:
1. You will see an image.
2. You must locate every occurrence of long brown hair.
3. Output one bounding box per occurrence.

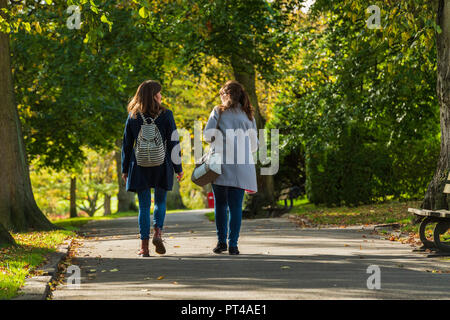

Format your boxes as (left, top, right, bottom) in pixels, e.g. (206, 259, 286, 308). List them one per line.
(127, 80, 165, 118)
(218, 80, 254, 121)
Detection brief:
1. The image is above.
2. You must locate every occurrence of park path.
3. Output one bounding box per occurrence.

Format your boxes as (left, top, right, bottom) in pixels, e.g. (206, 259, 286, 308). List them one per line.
(52, 210, 450, 300)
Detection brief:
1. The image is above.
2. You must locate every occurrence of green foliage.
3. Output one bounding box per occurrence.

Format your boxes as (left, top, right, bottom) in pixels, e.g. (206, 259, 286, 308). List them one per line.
(11, 2, 166, 170)
(272, 0, 440, 205)
(76, 148, 116, 216)
(29, 164, 70, 217)
(134, 0, 297, 79)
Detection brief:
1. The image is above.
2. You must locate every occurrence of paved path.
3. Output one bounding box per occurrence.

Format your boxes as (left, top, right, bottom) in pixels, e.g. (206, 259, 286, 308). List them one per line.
(52, 210, 450, 300)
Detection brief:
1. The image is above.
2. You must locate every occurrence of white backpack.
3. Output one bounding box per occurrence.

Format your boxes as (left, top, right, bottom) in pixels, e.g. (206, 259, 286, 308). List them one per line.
(135, 112, 166, 167)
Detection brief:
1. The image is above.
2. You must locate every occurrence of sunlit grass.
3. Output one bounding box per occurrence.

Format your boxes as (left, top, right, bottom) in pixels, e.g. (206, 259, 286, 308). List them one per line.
(289, 197, 421, 232)
(205, 211, 215, 222)
(51, 209, 193, 231)
(0, 230, 75, 300)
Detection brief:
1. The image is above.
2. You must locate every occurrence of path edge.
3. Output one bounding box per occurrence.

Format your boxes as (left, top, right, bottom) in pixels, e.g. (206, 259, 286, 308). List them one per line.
(12, 239, 73, 300)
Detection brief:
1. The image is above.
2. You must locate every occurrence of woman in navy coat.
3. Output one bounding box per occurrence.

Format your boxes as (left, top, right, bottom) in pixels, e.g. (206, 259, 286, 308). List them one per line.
(121, 80, 183, 257)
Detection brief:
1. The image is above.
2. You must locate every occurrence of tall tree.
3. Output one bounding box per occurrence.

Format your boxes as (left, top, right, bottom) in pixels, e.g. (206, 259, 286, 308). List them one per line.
(422, 0, 450, 209)
(274, 0, 441, 205)
(0, 0, 55, 244)
(136, 0, 299, 206)
(70, 176, 77, 218)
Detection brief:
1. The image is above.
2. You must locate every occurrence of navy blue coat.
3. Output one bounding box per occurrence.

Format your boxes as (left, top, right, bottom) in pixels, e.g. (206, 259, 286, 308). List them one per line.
(121, 109, 183, 192)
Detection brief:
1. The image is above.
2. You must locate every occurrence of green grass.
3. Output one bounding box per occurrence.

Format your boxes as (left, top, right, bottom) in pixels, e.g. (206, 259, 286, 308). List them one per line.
(0, 230, 75, 300)
(51, 211, 139, 231)
(51, 209, 188, 231)
(205, 211, 215, 222)
(288, 197, 420, 229)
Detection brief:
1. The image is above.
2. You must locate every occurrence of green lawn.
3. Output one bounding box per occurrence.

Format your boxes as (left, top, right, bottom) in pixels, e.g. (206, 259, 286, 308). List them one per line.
(288, 197, 421, 230)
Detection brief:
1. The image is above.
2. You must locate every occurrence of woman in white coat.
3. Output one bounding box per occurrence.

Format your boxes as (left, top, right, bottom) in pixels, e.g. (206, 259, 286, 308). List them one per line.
(204, 80, 258, 255)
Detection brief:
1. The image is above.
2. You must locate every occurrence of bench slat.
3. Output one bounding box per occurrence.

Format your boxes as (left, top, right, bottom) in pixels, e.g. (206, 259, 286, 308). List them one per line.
(444, 184, 450, 194)
(408, 207, 450, 218)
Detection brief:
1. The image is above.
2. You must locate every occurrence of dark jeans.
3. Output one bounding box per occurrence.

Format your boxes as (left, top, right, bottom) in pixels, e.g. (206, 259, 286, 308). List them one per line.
(212, 184, 245, 247)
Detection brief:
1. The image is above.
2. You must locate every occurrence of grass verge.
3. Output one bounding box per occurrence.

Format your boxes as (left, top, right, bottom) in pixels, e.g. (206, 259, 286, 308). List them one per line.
(205, 211, 215, 222)
(0, 229, 75, 300)
(51, 211, 139, 231)
(51, 209, 189, 231)
(289, 198, 421, 231)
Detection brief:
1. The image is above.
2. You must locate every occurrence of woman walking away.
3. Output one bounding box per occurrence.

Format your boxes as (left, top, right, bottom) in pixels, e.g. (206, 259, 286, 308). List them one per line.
(121, 80, 184, 257)
(204, 80, 258, 255)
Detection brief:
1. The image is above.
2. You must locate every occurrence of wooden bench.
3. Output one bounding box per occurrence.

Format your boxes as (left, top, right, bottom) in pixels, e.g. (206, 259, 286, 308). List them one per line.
(408, 173, 450, 253)
(261, 186, 303, 216)
(278, 186, 303, 212)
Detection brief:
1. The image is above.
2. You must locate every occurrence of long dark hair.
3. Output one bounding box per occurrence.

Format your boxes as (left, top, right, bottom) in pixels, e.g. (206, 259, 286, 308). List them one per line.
(218, 80, 254, 121)
(127, 80, 165, 118)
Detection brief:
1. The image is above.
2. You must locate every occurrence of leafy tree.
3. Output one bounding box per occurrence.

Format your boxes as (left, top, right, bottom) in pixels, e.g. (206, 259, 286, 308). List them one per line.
(272, 0, 442, 205)
(0, 0, 121, 243)
(76, 148, 116, 217)
(134, 0, 301, 208)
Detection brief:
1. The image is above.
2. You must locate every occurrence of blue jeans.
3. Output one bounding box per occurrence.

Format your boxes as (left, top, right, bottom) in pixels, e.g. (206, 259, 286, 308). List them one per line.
(212, 184, 245, 247)
(137, 187, 167, 240)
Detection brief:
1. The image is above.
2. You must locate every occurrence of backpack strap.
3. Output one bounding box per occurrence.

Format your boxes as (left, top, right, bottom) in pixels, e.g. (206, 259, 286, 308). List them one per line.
(139, 112, 149, 125)
(140, 110, 162, 124)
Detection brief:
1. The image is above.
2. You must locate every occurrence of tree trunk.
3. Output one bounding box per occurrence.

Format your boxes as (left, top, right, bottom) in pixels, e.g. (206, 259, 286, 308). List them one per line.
(70, 176, 77, 218)
(231, 60, 275, 207)
(104, 194, 111, 216)
(114, 140, 138, 212)
(422, 0, 450, 210)
(0, 223, 15, 246)
(0, 0, 55, 233)
(166, 175, 185, 210)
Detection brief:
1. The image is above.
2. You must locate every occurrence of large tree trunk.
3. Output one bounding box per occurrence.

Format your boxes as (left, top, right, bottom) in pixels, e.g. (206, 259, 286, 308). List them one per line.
(70, 176, 77, 218)
(114, 140, 138, 212)
(231, 60, 276, 209)
(0, 223, 15, 246)
(0, 0, 55, 236)
(422, 0, 450, 210)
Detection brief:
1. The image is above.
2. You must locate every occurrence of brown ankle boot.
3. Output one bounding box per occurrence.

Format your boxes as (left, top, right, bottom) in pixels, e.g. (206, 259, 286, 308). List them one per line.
(138, 239, 150, 257)
(152, 227, 166, 254)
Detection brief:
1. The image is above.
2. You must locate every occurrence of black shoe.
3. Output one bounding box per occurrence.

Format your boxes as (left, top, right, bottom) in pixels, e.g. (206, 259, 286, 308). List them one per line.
(213, 242, 227, 254)
(229, 246, 240, 255)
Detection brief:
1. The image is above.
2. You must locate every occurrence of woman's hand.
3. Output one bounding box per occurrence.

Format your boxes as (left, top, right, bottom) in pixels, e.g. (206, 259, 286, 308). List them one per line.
(176, 171, 184, 182)
(122, 173, 128, 184)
